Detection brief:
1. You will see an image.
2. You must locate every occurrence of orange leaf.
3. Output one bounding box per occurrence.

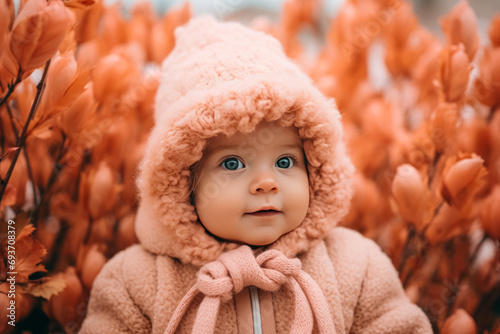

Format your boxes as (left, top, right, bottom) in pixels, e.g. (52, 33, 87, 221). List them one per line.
(9, 0, 74, 71)
(441, 154, 487, 207)
(391, 164, 432, 229)
(439, 44, 470, 102)
(489, 15, 500, 47)
(14, 224, 47, 283)
(39, 51, 89, 115)
(24, 276, 67, 300)
(0, 146, 19, 160)
(440, 1, 480, 60)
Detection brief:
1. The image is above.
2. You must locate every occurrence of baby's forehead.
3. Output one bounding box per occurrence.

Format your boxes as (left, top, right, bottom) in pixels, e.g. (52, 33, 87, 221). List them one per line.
(204, 123, 302, 153)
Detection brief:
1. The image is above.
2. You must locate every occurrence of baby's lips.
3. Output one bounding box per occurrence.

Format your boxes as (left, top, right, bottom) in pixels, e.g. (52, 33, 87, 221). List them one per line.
(246, 206, 281, 214)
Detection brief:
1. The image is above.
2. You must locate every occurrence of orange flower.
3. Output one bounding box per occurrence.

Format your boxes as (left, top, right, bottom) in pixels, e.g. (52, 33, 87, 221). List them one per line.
(157, 1, 191, 59)
(441, 154, 487, 207)
(9, 0, 73, 72)
(439, 44, 470, 102)
(40, 52, 88, 114)
(117, 213, 139, 251)
(91, 53, 139, 103)
(73, 0, 103, 43)
(425, 203, 469, 244)
(454, 116, 489, 159)
(43, 267, 85, 333)
(88, 161, 121, 219)
(473, 47, 500, 107)
(149, 22, 169, 64)
(75, 40, 103, 70)
(99, 4, 128, 51)
(386, 1, 418, 48)
(59, 83, 97, 139)
(77, 244, 107, 290)
(128, 1, 155, 59)
(345, 172, 381, 231)
(412, 41, 441, 100)
(430, 102, 458, 152)
(441, 309, 477, 334)
(481, 186, 500, 239)
(391, 164, 431, 229)
(385, 26, 436, 79)
(488, 14, 500, 47)
(440, 1, 479, 61)
(361, 98, 400, 143)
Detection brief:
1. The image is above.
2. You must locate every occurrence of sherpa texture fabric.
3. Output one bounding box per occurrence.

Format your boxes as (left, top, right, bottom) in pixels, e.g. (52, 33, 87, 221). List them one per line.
(80, 16, 432, 333)
(134, 14, 357, 266)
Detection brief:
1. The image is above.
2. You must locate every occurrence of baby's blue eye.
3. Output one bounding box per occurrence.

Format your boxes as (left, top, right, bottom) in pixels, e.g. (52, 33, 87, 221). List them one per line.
(276, 157, 294, 169)
(222, 158, 244, 170)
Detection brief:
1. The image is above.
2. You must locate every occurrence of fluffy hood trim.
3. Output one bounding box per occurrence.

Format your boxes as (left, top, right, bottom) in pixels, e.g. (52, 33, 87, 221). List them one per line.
(135, 17, 354, 266)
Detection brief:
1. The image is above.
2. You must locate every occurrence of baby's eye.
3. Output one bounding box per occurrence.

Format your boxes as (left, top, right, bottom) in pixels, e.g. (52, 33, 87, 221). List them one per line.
(276, 157, 294, 169)
(221, 157, 245, 170)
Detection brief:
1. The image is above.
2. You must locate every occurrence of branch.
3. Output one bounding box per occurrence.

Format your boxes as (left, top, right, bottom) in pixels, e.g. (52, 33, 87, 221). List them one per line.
(5, 103, 38, 208)
(30, 132, 67, 226)
(0, 67, 23, 109)
(446, 233, 490, 318)
(0, 60, 51, 203)
(398, 223, 417, 273)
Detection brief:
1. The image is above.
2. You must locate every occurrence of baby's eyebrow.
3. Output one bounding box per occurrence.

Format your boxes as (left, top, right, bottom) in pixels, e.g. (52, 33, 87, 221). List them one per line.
(281, 143, 303, 150)
(211, 144, 238, 150)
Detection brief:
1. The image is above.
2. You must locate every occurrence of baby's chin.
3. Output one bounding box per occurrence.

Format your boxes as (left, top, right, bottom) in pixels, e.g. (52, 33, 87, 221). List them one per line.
(232, 228, 290, 247)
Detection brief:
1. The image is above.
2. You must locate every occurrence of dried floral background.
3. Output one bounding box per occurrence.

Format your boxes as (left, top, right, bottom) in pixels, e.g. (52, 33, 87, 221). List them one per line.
(0, 0, 499, 333)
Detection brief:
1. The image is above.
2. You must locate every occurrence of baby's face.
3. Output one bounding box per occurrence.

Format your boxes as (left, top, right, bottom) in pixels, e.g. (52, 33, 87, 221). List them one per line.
(194, 121, 310, 246)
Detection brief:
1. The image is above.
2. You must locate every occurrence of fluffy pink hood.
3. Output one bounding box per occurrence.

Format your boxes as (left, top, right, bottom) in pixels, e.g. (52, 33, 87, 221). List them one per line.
(135, 16, 354, 266)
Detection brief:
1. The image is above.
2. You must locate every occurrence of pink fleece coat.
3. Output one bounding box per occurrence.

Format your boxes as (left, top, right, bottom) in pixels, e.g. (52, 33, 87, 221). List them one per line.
(80, 17, 432, 333)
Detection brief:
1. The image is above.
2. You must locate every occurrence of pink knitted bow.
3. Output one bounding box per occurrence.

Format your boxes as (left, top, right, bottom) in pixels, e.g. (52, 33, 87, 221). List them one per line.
(163, 246, 335, 334)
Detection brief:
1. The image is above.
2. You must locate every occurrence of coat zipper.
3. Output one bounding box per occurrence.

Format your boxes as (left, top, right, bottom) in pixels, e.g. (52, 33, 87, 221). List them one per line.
(249, 286, 262, 334)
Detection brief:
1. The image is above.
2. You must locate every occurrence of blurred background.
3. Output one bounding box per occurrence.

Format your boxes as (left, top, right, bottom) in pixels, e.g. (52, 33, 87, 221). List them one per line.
(1, 0, 500, 333)
(103, 0, 496, 34)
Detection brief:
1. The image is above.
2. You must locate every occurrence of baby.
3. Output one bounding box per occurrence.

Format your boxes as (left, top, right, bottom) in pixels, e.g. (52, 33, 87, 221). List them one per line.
(80, 17, 432, 333)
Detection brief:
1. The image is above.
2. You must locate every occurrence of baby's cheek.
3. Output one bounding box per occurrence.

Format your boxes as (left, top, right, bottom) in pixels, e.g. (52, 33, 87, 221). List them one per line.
(288, 178, 310, 218)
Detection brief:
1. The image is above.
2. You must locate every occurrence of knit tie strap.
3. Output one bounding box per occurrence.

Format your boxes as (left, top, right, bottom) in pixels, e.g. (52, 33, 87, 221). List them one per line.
(163, 246, 335, 334)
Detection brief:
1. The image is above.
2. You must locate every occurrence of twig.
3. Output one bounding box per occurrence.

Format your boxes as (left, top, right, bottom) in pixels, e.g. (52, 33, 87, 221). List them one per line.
(0, 60, 51, 203)
(402, 234, 428, 288)
(30, 132, 67, 226)
(398, 223, 417, 273)
(45, 219, 69, 271)
(446, 233, 489, 318)
(82, 215, 94, 245)
(5, 103, 38, 208)
(23, 147, 38, 209)
(0, 67, 23, 109)
(5, 103, 19, 138)
(486, 104, 498, 123)
(427, 151, 441, 187)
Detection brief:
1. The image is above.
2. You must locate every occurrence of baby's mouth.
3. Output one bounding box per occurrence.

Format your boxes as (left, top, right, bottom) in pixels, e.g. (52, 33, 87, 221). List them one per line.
(246, 209, 281, 217)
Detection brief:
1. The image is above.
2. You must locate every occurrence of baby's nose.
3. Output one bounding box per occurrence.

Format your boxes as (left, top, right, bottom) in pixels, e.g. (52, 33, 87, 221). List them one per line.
(250, 176, 279, 194)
